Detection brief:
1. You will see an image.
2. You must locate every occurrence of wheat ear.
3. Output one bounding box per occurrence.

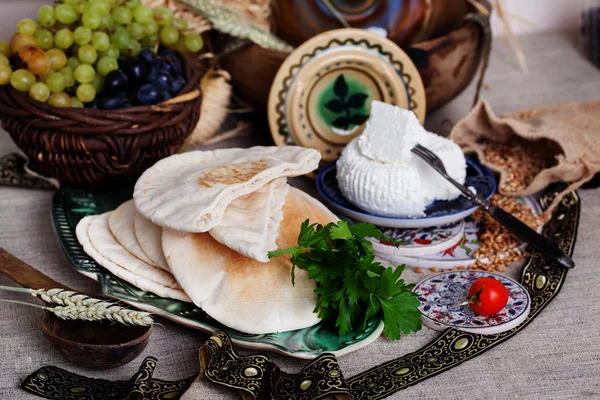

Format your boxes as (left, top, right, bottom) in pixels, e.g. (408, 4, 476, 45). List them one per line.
(0, 286, 153, 326)
(179, 0, 293, 52)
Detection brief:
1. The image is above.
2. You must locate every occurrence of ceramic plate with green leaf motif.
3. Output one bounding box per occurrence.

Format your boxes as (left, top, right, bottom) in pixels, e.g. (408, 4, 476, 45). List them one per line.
(268, 28, 426, 162)
(52, 186, 384, 359)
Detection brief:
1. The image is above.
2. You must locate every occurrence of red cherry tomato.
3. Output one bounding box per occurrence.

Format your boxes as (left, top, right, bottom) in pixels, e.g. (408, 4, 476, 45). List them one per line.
(467, 277, 509, 316)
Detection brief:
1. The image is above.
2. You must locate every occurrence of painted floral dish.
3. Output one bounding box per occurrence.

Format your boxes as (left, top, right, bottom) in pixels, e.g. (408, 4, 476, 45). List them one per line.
(370, 220, 465, 258)
(317, 157, 496, 229)
(413, 271, 531, 335)
(52, 186, 383, 360)
(373, 196, 542, 269)
(268, 28, 426, 162)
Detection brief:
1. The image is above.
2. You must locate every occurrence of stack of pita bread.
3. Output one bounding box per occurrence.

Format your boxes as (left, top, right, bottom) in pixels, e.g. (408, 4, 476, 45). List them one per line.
(76, 146, 340, 334)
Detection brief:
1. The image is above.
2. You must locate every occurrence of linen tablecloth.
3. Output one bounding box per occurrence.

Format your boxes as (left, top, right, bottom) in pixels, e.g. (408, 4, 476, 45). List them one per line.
(1, 32, 599, 399)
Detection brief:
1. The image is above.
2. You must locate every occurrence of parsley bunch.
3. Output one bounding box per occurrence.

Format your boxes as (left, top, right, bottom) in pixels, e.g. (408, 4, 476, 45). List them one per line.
(268, 220, 422, 339)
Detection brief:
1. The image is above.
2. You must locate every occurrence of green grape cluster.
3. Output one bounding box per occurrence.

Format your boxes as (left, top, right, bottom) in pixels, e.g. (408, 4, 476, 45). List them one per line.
(0, 0, 204, 107)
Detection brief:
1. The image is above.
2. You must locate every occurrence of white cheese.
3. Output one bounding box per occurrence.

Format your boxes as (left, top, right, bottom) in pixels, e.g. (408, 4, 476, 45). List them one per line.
(358, 100, 422, 163)
(337, 102, 467, 218)
(338, 140, 425, 217)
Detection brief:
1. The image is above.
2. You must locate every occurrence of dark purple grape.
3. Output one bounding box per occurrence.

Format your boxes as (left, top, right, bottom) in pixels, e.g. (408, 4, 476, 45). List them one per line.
(105, 70, 128, 90)
(154, 71, 173, 90)
(122, 58, 147, 85)
(157, 48, 183, 75)
(87, 99, 99, 109)
(137, 84, 159, 105)
(140, 49, 156, 65)
(98, 96, 123, 110)
(155, 60, 172, 74)
(157, 90, 172, 103)
(148, 67, 159, 82)
(170, 75, 186, 94)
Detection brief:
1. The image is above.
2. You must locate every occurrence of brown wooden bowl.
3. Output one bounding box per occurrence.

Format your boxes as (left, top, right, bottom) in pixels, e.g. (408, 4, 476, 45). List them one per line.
(0, 54, 208, 189)
(41, 311, 152, 369)
(215, 0, 490, 113)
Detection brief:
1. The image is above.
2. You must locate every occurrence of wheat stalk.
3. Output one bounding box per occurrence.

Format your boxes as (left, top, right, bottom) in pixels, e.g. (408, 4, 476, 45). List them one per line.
(51, 304, 154, 326)
(179, 0, 293, 52)
(0, 286, 153, 326)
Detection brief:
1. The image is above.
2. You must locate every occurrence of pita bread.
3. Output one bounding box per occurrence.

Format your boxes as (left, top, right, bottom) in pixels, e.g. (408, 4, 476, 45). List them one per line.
(108, 200, 156, 267)
(208, 178, 289, 262)
(134, 212, 170, 271)
(76, 213, 191, 302)
(133, 146, 320, 232)
(162, 188, 339, 334)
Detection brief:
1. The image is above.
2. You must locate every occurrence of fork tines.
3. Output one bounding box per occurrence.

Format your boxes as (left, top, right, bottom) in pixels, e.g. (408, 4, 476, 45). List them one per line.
(411, 144, 447, 174)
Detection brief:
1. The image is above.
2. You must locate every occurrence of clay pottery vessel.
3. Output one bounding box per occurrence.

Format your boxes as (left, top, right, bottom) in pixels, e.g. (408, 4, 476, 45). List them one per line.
(41, 312, 151, 369)
(273, 0, 471, 48)
(215, 0, 490, 112)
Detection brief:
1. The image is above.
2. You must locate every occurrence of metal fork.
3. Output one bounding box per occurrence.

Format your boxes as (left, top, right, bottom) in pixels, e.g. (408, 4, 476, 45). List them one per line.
(411, 144, 575, 269)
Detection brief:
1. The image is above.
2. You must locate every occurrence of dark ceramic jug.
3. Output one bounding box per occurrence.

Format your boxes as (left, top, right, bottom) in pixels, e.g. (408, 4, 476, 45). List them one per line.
(273, 0, 471, 47)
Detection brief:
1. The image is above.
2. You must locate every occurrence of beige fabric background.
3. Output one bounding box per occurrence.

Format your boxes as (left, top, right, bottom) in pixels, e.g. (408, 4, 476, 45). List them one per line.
(1, 32, 599, 399)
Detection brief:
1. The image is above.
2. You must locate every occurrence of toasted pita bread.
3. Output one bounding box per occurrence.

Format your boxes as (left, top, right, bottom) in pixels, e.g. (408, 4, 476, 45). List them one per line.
(134, 146, 320, 232)
(108, 200, 156, 267)
(162, 188, 338, 334)
(76, 213, 190, 302)
(208, 178, 289, 262)
(134, 212, 170, 271)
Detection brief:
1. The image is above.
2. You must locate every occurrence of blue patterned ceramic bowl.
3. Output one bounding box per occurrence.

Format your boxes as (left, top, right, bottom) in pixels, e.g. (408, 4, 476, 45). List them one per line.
(317, 157, 496, 229)
(413, 271, 531, 335)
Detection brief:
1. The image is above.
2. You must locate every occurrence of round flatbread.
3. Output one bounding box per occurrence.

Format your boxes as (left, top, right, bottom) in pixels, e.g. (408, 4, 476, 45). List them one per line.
(162, 188, 338, 334)
(133, 146, 320, 232)
(76, 213, 190, 302)
(108, 200, 156, 267)
(134, 212, 170, 271)
(208, 178, 289, 262)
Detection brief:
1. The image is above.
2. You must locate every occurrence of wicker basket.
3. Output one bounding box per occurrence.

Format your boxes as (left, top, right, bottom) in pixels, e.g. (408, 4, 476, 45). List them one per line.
(0, 55, 207, 189)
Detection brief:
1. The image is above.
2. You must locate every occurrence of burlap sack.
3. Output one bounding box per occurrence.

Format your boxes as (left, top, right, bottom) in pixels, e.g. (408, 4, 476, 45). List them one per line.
(450, 100, 600, 220)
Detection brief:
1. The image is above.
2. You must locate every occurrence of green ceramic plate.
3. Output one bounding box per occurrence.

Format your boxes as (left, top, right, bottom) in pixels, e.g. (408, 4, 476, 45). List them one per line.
(52, 186, 384, 359)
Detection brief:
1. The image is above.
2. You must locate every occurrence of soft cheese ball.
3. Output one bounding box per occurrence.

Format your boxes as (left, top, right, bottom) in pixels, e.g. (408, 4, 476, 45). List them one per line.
(337, 101, 466, 218)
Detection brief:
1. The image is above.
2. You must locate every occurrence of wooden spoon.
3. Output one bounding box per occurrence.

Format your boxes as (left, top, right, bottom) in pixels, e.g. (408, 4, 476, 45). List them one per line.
(0, 248, 151, 369)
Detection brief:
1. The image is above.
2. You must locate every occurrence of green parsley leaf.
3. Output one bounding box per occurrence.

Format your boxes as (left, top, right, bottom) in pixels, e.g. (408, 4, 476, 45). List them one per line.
(366, 270, 380, 278)
(268, 245, 306, 285)
(329, 220, 353, 240)
(267, 246, 305, 259)
(351, 222, 398, 245)
(378, 291, 422, 340)
(269, 219, 422, 339)
(364, 293, 381, 328)
(297, 220, 315, 246)
(335, 296, 353, 336)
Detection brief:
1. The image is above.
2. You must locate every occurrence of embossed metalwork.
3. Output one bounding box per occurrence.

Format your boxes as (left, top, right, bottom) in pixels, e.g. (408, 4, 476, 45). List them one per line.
(201, 333, 352, 400)
(21, 357, 196, 399)
(0, 153, 56, 190)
